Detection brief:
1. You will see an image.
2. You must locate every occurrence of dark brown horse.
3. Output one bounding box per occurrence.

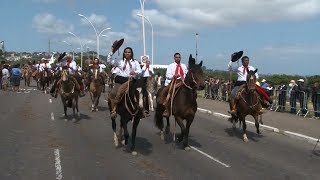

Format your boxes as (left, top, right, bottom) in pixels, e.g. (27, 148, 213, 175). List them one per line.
(107, 77, 144, 155)
(59, 69, 80, 120)
(229, 69, 263, 142)
(89, 68, 104, 111)
(39, 68, 51, 92)
(155, 56, 205, 150)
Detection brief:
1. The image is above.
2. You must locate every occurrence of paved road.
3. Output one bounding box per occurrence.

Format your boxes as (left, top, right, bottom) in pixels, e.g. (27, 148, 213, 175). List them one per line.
(0, 84, 319, 179)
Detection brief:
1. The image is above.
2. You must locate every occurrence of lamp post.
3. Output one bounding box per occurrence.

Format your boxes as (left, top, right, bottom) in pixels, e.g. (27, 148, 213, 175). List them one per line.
(139, 0, 146, 56)
(136, 14, 153, 65)
(62, 40, 75, 61)
(68, 32, 91, 68)
(195, 33, 199, 62)
(78, 13, 111, 59)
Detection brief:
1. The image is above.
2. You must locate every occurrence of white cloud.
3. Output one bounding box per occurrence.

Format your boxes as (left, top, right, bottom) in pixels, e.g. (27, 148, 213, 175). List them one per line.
(32, 13, 73, 34)
(132, 0, 320, 36)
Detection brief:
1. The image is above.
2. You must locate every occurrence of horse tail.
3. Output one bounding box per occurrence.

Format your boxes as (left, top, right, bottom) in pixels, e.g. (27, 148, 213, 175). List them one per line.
(155, 105, 164, 130)
(154, 87, 165, 130)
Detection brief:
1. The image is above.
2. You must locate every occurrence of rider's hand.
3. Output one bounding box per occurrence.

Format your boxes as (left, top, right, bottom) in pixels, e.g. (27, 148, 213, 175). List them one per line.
(173, 74, 180, 79)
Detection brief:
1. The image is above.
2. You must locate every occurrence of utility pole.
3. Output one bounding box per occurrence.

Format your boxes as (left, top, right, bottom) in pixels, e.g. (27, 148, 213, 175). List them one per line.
(195, 33, 199, 63)
(48, 38, 51, 57)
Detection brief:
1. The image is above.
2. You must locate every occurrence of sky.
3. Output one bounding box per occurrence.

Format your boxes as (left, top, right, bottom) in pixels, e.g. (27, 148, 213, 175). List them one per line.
(0, 0, 319, 75)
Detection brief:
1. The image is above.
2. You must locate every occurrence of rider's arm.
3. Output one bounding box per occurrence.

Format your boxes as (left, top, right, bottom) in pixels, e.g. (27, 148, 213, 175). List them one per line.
(182, 64, 188, 78)
(227, 61, 238, 72)
(107, 52, 115, 65)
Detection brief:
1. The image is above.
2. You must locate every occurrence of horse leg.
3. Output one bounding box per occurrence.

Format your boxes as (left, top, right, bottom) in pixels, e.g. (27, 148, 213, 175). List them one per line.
(165, 117, 170, 134)
(72, 98, 76, 121)
(130, 117, 140, 155)
(148, 92, 154, 111)
(254, 115, 261, 134)
(111, 118, 119, 147)
(95, 95, 100, 111)
(76, 97, 80, 117)
(183, 117, 194, 151)
(240, 116, 248, 142)
(175, 117, 186, 144)
(121, 117, 129, 147)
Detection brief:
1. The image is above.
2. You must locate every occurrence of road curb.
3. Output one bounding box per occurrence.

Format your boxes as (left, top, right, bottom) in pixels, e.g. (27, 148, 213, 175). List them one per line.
(197, 107, 317, 144)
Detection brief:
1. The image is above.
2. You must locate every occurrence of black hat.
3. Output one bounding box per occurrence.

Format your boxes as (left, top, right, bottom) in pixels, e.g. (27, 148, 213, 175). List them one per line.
(112, 38, 124, 54)
(231, 51, 243, 62)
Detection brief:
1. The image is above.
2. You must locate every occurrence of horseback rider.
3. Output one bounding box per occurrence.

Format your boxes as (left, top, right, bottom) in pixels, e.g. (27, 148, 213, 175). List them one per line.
(158, 53, 188, 118)
(50, 54, 85, 98)
(88, 57, 107, 92)
(141, 57, 154, 115)
(228, 54, 272, 116)
(107, 46, 142, 119)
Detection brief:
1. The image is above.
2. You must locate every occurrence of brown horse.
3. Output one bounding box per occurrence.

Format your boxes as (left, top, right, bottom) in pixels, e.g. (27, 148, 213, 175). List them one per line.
(155, 56, 205, 150)
(229, 69, 263, 142)
(89, 68, 104, 111)
(22, 65, 32, 87)
(59, 69, 80, 120)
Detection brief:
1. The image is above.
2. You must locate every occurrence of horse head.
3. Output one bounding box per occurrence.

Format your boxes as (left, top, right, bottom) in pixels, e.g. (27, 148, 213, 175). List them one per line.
(61, 69, 69, 81)
(185, 54, 205, 90)
(246, 69, 258, 92)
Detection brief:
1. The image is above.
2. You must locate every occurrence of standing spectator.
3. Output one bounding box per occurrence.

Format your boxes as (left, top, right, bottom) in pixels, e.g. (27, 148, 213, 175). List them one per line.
(277, 81, 287, 112)
(311, 82, 320, 118)
(261, 79, 267, 90)
(289, 80, 298, 114)
(297, 79, 309, 115)
(2, 64, 10, 91)
(10, 64, 22, 92)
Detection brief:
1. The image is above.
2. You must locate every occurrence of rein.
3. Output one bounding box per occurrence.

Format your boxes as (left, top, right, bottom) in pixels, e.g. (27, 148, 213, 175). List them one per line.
(124, 77, 139, 122)
(239, 86, 262, 109)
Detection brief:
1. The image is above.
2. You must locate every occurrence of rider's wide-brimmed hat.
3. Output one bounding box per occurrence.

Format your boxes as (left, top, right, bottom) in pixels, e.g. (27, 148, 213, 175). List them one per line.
(231, 51, 243, 62)
(112, 38, 124, 54)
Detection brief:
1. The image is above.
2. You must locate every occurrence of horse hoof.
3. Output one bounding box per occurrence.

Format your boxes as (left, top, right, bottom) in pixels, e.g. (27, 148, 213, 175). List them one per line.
(160, 131, 165, 141)
(132, 151, 138, 156)
(184, 146, 191, 151)
(64, 119, 68, 122)
(121, 140, 125, 146)
(77, 112, 80, 117)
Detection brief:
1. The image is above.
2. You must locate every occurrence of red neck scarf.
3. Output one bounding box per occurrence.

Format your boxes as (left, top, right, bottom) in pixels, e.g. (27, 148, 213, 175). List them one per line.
(175, 63, 184, 78)
(243, 65, 248, 74)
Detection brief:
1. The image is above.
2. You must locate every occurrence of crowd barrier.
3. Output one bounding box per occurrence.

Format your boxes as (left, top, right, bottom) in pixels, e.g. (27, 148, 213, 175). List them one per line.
(203, 84, 320, 119)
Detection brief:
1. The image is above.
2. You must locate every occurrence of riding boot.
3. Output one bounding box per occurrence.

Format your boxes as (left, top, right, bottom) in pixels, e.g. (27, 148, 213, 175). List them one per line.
(110, 84, 127, 118)
(228, 98, 237, 116)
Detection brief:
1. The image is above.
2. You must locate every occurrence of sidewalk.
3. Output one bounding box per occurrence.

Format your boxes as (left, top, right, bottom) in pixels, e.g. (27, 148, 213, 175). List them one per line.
(196, 98, 320, 144)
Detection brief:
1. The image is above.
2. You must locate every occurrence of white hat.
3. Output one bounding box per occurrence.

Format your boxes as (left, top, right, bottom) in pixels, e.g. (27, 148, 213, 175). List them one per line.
(261, 79, 266, 83)
(297, 79, 304, 82)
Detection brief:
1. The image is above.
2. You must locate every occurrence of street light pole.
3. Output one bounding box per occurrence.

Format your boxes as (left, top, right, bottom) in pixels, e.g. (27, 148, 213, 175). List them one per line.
(78, 14, 111, 59)
(136, 14, 153, 65)
(195, 33, 199, 63)
(68, 32, 84, 68)
(139, 0, 146, 56)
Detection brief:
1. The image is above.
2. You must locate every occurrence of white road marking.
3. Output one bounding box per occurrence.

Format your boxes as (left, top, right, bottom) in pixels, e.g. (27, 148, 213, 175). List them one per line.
(190, 146, 231, 168)
(49, 99, 52, 103)
(51, 112, 55, 120)
(24, 91, 30, 93)
(54, 149, 63, 180)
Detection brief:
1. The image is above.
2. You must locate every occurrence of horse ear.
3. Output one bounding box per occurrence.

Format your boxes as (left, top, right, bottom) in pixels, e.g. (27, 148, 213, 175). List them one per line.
(188, 54, 195, 67)
(254, 68, 258, 74)
(199, 61, 203, 67)
(189, 54, 192, 60)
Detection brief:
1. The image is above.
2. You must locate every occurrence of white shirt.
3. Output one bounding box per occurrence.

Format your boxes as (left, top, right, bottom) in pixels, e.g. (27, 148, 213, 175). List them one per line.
(39, 63, 51, 72)
(107, 52, 142, 77)
(2, 68, 9, 77)
(165, 62, 188, 86)
(228, 61, 259, 81)
(62, 60, 77, 74)
(111, 66, 120, 75)
(90, 63, 106, 73)
(141, 64, 154, 77)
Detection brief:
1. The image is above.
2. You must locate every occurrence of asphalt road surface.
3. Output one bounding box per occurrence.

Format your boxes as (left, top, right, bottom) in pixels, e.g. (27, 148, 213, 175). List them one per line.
(0, 84, 319, 180)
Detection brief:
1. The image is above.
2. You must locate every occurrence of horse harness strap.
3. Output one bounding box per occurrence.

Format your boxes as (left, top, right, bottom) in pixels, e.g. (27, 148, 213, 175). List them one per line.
(239, 88, 261, 109)
(123, 78, 139, 121)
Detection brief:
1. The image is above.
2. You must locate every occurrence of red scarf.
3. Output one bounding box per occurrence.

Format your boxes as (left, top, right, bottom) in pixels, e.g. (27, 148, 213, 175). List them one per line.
(175, 63, 184, 78)
(123, 60, 132, 71)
